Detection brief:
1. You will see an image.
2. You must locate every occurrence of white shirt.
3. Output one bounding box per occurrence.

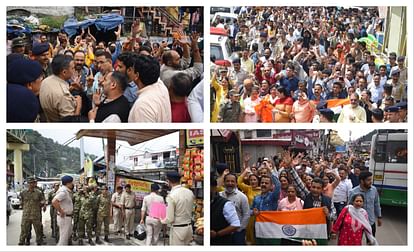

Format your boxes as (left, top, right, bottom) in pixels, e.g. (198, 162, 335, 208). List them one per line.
(333, 179, 353, 203)
(142, 192, 165, 216)
(219, 189, 250, 230)
(53, 185, 73, 214)
(128, 79, 172, 122)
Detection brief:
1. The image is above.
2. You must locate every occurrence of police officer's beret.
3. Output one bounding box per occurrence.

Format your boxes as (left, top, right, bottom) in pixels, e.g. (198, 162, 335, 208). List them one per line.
(32, 42, 50, 55)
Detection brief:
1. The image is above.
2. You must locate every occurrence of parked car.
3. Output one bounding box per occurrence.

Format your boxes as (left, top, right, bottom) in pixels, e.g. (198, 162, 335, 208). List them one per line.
(210, 27, 234, 63)
(8, 190, 21, 209)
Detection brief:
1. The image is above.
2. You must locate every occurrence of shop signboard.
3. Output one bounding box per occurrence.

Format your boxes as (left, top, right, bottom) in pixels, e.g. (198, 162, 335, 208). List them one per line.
(187, 129, 204, 146)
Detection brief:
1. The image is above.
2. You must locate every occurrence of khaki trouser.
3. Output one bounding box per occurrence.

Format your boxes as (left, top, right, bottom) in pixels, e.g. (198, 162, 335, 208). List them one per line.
(125, 209, 135, 235)
(57, 216, 72, 245)
(145, 216, 162, 246)
(113, 208, 123, 232)
(169, 225, 192, 245)
(96, 215, 110, 237)
(19, 218, 42, 244)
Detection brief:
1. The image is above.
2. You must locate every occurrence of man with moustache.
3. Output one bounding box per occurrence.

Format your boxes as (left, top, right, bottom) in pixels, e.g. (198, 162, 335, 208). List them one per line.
(52, 175, 74, 245)
(73, 50, 91, 93)
(251, 172, 281, 245)
(219, 174, 250, 245)
(31, 42, 52, 78)
(39, 55, 82, 122)
(115, 52, 138, 106)
(88, 71, 130, 123)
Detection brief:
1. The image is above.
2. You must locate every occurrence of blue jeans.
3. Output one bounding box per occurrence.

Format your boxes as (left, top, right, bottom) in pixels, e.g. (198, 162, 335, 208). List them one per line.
(232, 229, 246, 245)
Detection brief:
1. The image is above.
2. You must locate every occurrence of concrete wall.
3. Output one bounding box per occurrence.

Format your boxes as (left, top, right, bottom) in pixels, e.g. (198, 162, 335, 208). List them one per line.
(7, 6, 74, 16)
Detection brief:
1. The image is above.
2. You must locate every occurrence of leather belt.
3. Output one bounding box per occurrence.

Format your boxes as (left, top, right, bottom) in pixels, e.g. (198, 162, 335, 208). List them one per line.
(173, 223, 191, 227)
(124, 207, 135, 209)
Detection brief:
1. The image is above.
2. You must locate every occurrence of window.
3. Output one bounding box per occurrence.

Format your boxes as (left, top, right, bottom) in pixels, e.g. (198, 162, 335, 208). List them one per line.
(374, 141, 407, 163)
(244, 130, 252, 139)
(151, 155, 158, 163)
(256, 130, 272, 138)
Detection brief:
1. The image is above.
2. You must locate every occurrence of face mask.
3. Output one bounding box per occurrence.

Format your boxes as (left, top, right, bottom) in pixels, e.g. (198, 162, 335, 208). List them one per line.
(225, 187, 236, 194)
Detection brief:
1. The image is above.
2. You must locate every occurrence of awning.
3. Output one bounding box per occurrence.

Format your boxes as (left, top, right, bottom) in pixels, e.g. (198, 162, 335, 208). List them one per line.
(76, 129, 178, 146)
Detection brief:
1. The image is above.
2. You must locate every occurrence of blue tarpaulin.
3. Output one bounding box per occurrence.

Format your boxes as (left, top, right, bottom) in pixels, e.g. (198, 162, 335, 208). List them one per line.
(63, 14, 124, 38)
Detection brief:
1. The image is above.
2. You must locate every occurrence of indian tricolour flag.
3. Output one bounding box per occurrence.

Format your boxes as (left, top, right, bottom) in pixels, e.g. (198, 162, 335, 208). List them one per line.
(255, 208, 328, 245)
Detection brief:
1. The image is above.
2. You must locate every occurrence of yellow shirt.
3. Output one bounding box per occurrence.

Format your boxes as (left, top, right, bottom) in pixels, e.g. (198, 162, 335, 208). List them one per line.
(237, 175, 261, 206)
(211, 78, 227, 122)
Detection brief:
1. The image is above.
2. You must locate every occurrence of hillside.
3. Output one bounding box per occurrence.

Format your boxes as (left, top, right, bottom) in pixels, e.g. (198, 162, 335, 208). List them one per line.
(8, 130, 97, 177)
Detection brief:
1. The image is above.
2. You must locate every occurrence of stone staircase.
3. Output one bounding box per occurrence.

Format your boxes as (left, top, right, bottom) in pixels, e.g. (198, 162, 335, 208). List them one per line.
(139, 7, 182, 37)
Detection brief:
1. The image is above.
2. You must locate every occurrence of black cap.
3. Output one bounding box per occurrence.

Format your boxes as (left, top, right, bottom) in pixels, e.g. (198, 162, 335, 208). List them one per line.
(395, 101, 407, 110)
(32, 42, 50, 55)
(319, 108, 334, 121)
(384, 106, 399, 113)
(166, 171, 181, 181)
(151, 183, 160, 191)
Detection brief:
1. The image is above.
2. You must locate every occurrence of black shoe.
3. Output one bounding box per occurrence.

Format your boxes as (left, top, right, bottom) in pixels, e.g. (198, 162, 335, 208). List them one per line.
(104, 236, 110, 243)
(78, 239, 83, 245)
(25, 240, 30, 245)
(95, 237, 103, 245)
(37, 241, 46, 245)
(88, 238, 95, 246)
(18, 242, 24, 246)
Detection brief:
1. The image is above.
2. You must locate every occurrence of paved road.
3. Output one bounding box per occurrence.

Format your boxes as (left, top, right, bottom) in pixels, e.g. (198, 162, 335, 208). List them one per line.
(328, 205, 407, 245)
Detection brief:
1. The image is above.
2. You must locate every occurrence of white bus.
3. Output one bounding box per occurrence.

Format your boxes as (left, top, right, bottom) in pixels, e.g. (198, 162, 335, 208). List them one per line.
(369, 130, 407, 207)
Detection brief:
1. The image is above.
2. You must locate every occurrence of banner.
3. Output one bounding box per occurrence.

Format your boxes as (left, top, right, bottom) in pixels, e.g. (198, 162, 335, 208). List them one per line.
(115, 175, 152, 201)
(186, 129, 204, 146)
(255, 208, 328, 245)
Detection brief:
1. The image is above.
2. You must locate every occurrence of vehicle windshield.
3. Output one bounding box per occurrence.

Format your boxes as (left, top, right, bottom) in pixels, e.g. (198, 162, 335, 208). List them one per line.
(374, 140, 407, 163)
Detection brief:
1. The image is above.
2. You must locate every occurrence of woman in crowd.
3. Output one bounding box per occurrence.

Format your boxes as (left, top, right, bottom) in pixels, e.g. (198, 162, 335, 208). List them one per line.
(331, 193, 378, 245)
(291, 91, 316, 122)
(277, 185, 304, 211)
(238, 167, 261, 245)
(273, 86, 294, 122)
(211, 71, 233, 122)
(255, 85, 279, 122)
(243, 86, 261, 122)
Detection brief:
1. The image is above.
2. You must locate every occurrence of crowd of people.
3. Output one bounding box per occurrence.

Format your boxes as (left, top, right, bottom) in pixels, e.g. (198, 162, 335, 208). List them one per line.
(7, 17, 204, 123)
(17, 171, 195, 246)
(211, 150, 381, 245)
(210, 7, 407, 123)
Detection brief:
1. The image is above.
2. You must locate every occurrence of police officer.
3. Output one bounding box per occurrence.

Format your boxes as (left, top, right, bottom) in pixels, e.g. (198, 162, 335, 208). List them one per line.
(78, 186, 95, 245)
(163, 171, 195, 245)
(219, 89, 242, 122)
(48, 183, 60, 241)
(121, 184, 136, 240)
(18, 177, 46, 245)
(96, 185, 111, 244)
(111, 186, 124, 235)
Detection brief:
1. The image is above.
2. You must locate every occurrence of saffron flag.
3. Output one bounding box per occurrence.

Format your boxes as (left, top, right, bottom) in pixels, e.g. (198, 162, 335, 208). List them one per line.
(255, 208, 328, 245)
(327, 98, 350, 110)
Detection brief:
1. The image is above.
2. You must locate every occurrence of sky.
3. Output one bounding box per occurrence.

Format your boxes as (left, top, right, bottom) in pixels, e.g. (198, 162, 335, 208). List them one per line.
(336, 128, 376, 141)
(35, 130, 179, 167)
